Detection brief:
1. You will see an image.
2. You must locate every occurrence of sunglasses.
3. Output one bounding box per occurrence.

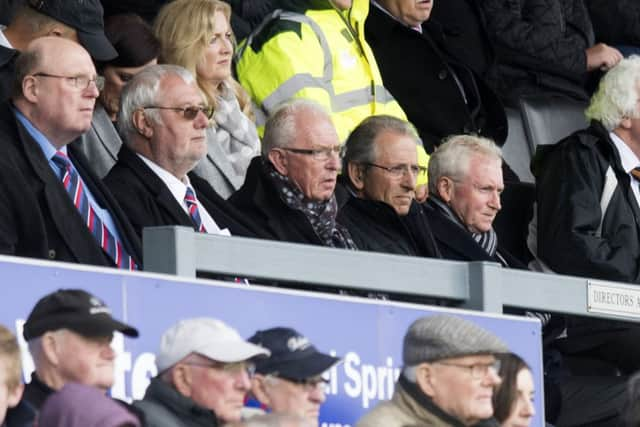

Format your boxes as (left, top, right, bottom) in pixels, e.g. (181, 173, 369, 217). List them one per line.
(142, 105, 214, 120)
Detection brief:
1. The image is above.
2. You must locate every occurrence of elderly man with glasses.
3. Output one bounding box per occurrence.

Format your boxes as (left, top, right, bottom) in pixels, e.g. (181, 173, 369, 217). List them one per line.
(229, 99, 356, 248)
(134, 318, 270, 427)
(338, 115, 440, 258)
(357, 314, 507, 427)
(246, 327, 340, 426)
(0, 36, 141, 268)
(104, 64, 258, 245)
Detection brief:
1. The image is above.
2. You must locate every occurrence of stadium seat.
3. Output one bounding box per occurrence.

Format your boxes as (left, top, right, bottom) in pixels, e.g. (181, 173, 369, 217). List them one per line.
(502, 106, 534, 182)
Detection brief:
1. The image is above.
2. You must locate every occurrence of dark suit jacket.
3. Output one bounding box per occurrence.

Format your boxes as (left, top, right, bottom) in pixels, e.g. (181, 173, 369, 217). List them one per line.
(0, 45, 18, 102)
(365, 5, 507, 153)
(228, 156, 326, 245)
(0, 101, 141, 266)
(103, 144, 258, 240)
(424, 199, 524, 268)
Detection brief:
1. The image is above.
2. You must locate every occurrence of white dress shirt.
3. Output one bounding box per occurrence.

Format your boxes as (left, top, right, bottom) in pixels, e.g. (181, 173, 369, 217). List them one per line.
(610, 131, 640, 207)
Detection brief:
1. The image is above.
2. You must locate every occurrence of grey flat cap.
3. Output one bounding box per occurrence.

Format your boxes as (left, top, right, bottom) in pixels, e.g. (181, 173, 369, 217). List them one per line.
(403, 314, 508, 365)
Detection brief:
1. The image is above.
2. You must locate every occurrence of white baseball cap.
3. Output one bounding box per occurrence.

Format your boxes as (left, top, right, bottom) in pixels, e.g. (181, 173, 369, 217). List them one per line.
(155, 317, 270, 372)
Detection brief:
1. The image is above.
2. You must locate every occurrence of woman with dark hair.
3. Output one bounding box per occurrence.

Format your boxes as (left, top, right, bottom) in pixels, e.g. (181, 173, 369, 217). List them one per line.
(493, 353, 536, 427)
(74, 13, 160, 178)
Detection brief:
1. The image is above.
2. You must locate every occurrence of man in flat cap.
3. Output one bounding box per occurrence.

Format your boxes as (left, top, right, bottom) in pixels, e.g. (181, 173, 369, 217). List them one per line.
(357, 314, 507, 427)
(247, 327, 340, 426)
(21, 288, 138, 411)
(0, 0, 116, 101)
(134, 318, 270, 427)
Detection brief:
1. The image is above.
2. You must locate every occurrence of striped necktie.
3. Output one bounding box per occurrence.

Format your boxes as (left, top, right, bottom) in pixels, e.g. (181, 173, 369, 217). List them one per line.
(52, 151, 136, 270)
(184, 187, 207, 233)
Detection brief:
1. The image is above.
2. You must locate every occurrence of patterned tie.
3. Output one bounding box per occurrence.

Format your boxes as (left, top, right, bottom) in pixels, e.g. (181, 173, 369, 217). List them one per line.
(184, 187, 207, 233)
(631, 167, 640, 182)
(51, 151, 136, 270)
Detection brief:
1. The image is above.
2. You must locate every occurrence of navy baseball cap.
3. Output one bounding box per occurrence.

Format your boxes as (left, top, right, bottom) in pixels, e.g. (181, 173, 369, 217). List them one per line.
(28, 0, 117, 61)
(23, 289, 138, 340)
(248, 327, 340, 380)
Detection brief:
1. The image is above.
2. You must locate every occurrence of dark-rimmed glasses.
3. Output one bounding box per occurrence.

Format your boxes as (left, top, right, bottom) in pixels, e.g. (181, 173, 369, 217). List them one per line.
(364, 162, 426, 179)
(143, 105, 214, 120)
(272, 374, 329, 392)
(280, 145, 343, 161)
(32, 73, 104, 91)
(435, 359, 501, 379)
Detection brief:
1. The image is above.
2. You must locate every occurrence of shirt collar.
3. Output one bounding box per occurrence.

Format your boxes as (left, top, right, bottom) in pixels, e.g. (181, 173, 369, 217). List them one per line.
(610, 131, 640, 173)
(137, 154, 193, 201)
(370, 0, 422, 33)
(0, 26, 13, 49)
(13, 106, 67, 160)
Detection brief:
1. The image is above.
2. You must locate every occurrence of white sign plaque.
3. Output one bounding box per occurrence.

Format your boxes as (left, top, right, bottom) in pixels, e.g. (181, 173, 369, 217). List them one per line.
(587, 279, 640, 318)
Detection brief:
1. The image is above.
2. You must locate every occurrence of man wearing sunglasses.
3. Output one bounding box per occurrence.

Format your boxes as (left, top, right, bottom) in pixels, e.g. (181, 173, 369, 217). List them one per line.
(104, 64, 258, 244)
(247, 327, 340, 426)
(134, 318, 270, 427)
(229, 99, 356, 248)
(338, 115, 440, 259)
(357, 314, 507, 427)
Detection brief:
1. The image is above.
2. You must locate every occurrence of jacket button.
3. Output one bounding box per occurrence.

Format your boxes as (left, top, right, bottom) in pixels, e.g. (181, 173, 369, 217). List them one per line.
(438, 70, 448, 80)
(48, 249, 56, 259)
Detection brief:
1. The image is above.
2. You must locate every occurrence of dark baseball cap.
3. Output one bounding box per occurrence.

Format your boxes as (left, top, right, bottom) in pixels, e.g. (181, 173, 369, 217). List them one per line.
(23, 289, 138, 340)
(248, 327, 340, 381)
(28, 0, 117, 61)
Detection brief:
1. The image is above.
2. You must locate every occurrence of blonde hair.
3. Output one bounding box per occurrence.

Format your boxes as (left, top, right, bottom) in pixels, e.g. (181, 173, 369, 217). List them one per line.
(0, 325, 22, 391)
(153, 0, 253, 117)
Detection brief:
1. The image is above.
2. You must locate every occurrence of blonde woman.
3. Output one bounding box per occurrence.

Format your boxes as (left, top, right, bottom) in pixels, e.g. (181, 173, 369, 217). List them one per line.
(154, 0, 260, 199)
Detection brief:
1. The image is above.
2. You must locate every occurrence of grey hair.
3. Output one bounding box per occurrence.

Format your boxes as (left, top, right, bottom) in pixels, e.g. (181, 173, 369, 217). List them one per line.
(428, 134, 502, 195)
(262, 99, 331, 155)
(342, 115, 419, 183)
(402, 365, 419, 383)
(117, 64, 197, 139)
(586, 56, 640, 131)
(226, 413, 315, 427)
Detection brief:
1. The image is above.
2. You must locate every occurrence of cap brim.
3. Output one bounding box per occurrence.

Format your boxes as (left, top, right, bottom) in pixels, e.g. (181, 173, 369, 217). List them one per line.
(259, 352, 341, 380)
(199, 339, 270, 363)
(70, 315, 139, 338)
(77, 31, 117, 62)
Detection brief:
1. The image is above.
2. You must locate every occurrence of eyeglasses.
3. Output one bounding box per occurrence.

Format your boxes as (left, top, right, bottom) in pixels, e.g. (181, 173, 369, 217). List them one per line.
(273, 375, 329, 392)
(280, 145, 343, 161)
(143, 105, 214, 120)
(364, 162, 427, 179)
(185, 360, 256, 378)
(435, 360, 501, 379)
(32, 73, 105, 91)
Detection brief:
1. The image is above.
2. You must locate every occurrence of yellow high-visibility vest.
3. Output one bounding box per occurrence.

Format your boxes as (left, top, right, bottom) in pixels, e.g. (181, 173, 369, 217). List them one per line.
(236, 0, 407, 142)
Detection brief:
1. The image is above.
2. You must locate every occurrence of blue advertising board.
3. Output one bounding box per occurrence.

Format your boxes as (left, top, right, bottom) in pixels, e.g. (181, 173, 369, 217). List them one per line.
(0, 255, 544, 426)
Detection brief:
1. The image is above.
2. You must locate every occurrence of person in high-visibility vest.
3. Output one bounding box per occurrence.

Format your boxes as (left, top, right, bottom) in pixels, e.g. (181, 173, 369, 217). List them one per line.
(235, 0, 407, 142)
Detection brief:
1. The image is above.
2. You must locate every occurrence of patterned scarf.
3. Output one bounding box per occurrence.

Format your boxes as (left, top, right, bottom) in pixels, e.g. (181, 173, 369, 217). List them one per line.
(428, 196, 498, 257)
(264, 161, 357, 250)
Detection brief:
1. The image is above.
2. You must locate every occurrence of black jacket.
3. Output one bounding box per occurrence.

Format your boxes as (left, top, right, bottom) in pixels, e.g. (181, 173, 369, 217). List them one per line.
(586, 0, 640, 47)
(481, 0, 592, 103)
(0, 45, 17, 102)
(0, 101, 142, 267)
(229, 156, 328, 245)
(533, 121, 640, 283)
(365, 4, 507, 152)
(103, 144, 257, 240)
(22, 372, 54, 412)
(133, 378, 219, 427)
(424, 199, 524, 268)
(338, 194, 440, 258)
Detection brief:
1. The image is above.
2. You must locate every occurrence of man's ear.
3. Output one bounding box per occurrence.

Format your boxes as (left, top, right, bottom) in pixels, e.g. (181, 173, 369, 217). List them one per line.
(415, 363, 437, 398)
(171, 364, 193, 397)
(41, 332, 61, 367)
(620, 117, 632, 130)
(436, 177, 454, 203)
(267, 149, 288, 176)
(7, 383, 24, 408)
(22, 76, 38, 103)
(347, 162, 366, 192)
(250, 374, 273, 408)
(132, 109, 154, 139)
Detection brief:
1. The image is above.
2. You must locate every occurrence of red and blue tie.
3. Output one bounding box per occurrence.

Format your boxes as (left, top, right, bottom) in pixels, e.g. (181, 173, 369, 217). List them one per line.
(184, 187, 207, 233)
(52, 151, 136, 270)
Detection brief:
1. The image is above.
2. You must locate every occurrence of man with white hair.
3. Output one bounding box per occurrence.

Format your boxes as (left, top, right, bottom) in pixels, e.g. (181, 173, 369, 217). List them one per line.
(357, 314, 506, 427)
(134, 318, 269, 427)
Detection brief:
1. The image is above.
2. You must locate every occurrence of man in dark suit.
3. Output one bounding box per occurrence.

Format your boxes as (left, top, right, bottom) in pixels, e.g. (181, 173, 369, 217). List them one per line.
(338, 115, 439, 258)
(104, 64, 255, 241)
(0, 37, 140, 269)
(229, 99, 356, 249)
(424, 134, 522, 268)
